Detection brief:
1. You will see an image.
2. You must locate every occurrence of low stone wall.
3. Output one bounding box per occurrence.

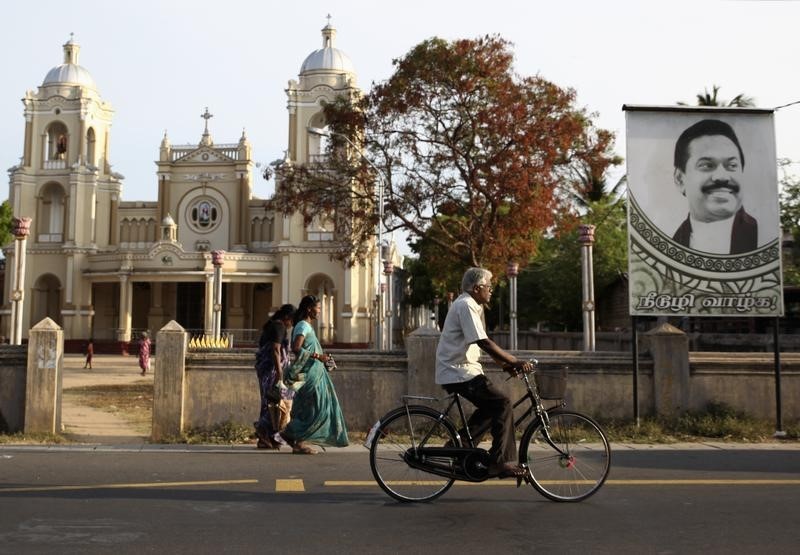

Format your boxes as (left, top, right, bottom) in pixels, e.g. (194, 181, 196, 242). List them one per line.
(152, 322, 800, 437)
(0, 345, 27, 432)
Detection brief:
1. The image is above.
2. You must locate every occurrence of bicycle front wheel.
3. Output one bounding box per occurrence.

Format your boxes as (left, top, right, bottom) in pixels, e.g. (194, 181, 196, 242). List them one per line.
(519, 411, 610, 502)
(369, 406, 458, 502)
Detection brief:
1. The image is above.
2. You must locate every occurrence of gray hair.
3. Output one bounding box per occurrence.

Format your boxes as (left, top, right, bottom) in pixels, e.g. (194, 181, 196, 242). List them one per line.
(461, 267, 493, 293)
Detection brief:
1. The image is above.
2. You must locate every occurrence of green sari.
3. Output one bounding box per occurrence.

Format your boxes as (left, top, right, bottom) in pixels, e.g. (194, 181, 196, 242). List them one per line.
(283, 320, 349, 447)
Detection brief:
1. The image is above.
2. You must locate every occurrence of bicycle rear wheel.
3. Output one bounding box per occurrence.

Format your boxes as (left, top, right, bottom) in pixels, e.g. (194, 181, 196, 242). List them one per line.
(369, 406, 458, 502)
(519, 411, 610, 502)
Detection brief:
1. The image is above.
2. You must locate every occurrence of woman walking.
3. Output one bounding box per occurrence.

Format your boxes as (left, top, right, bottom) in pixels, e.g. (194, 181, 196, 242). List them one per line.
(253, 304, 295, 449)
(281, 295, 348, 454)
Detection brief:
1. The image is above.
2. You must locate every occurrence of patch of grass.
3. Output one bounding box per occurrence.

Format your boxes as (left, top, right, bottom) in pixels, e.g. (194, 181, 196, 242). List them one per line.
(0, 432, 70, 444)
(63, 382, 153, 434)
(599, 402, 794, 443)
(170, 422, 255, 445)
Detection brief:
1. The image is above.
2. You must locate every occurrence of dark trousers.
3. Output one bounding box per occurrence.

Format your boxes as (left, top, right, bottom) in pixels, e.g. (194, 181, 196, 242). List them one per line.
(443, 374, 516, 465)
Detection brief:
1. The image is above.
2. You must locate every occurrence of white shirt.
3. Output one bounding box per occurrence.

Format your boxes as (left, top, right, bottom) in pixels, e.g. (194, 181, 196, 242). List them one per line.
(435, 292, 488, 384)
(688, 215, 735, 254)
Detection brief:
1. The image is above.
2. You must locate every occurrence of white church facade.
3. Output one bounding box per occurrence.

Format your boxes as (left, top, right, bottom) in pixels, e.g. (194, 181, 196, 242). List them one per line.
(2, 23, 392, 348)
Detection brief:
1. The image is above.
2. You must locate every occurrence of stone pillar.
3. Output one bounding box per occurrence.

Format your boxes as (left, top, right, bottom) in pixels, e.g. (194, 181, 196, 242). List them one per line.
(406, 326, 441, 395)
(10, 217, 31, 345)
(24, 318, 63, 434)
(506, 261, 519, 351)
(579, 224, 596, 352)
(152, 320, 187, 441)
(644, 322, 690, 418)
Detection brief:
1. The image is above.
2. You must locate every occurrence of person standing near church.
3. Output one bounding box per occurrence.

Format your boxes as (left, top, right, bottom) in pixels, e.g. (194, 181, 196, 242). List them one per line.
(138, 331, 151, 376)
(84, 340, 94, 369)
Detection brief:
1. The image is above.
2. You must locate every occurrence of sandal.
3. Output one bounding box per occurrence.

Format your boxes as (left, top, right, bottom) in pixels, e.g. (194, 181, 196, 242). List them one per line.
(257, 438, 279, 450)
(292, 443, 318, 455)
(492, 462, 526, 479)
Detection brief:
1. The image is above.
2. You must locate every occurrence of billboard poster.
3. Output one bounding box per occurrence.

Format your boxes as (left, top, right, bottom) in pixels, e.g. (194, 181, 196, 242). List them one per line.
(625, 106, 783, 317)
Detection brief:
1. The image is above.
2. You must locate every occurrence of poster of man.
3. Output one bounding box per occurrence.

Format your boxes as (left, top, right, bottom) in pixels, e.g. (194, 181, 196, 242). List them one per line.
(624, 106, 782, 317)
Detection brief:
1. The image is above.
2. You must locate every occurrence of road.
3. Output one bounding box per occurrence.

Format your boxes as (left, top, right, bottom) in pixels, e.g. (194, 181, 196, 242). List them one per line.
(1, 445, 799, 554)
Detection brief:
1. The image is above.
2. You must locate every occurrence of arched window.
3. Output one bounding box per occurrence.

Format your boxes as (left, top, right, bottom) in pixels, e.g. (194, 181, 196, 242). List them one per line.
(86, 127, 96, 166)
(38, 182, 65, 243)
(45, 122, 69, 164)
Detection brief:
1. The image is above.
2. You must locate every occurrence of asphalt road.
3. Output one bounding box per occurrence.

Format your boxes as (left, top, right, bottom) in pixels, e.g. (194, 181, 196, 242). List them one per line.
(1, 446, 799, 554)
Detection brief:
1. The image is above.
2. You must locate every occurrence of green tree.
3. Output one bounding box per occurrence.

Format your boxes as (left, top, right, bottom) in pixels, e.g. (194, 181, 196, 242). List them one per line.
(0, 200, 12, 248)
(779, 159, 800, 286)
(678, 85, 756, 107)
(269, 36, 619, 278)
(517, 197, 628, 330)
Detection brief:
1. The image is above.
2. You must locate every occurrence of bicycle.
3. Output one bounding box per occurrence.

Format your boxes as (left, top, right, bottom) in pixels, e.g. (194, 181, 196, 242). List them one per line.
(366, 361, 611, 503)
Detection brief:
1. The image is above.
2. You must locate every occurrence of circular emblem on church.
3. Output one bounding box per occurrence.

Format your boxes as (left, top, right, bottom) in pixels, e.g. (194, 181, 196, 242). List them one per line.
(202, 153, 209, 161)
(187, 197, 221, 233)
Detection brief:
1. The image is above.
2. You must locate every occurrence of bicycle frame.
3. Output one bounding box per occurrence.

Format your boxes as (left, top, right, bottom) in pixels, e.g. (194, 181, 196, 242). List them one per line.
(401, 368, 569, 459)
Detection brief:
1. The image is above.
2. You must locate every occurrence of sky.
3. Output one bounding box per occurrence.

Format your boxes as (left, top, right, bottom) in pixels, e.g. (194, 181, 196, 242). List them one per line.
(3, 0, 800, 254)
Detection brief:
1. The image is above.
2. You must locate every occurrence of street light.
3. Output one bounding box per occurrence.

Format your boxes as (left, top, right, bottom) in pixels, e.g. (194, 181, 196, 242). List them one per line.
(307, 126, 387, 350)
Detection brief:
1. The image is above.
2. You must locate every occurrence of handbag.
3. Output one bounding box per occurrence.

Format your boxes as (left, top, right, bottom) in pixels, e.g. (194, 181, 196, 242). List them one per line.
(265, 383, 282, 404)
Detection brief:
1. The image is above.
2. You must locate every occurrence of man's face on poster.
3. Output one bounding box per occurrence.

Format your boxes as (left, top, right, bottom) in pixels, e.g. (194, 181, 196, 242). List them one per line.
(674, 134, 744, 223)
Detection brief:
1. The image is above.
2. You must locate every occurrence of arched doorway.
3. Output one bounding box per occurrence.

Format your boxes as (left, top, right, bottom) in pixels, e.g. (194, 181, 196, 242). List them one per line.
(305, 273, 336, 345)
(31, 273, 62, 328)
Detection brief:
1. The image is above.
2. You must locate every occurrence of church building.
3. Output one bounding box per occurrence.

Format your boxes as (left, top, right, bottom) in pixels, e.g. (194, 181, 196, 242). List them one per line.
(1, 23, 389, 348)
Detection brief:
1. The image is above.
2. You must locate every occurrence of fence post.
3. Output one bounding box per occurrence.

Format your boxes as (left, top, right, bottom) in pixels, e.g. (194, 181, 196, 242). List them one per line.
(644, 322, 690, 418)
(24, 318, 63, 434)
(152, 320, 187, 441)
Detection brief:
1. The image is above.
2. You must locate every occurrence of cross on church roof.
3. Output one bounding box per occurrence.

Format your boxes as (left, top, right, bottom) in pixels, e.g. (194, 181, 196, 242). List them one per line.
(201, 107, 214, 133)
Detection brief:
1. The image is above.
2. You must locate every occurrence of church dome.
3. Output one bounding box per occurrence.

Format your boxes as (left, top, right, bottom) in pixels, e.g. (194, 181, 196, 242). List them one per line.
(42, 38, 97, 90)
(299, 22, 355, 75)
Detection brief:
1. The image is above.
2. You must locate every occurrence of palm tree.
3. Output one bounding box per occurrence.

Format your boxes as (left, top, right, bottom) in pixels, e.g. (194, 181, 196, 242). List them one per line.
(678, 85, 755, 107)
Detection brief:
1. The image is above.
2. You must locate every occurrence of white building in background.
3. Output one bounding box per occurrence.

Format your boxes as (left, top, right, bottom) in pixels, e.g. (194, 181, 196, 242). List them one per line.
(2, 23, 395, 348)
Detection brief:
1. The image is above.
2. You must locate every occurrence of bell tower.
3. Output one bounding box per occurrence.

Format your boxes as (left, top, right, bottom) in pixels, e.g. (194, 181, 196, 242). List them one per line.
(4, 36, 122, 340)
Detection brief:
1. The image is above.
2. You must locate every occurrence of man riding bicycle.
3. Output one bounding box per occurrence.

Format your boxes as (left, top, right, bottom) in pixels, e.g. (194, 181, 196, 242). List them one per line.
(435, 267, 533, 479)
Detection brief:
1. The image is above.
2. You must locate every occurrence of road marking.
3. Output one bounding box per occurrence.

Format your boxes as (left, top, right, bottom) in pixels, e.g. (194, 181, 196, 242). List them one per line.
(325, 479, 800, 487)
(0, 479, 259, 494)
(276, 479, 305, 492)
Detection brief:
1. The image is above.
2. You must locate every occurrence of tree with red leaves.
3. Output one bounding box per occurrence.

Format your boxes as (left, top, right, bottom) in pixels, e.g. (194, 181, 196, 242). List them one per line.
(268, 35, 619, 276)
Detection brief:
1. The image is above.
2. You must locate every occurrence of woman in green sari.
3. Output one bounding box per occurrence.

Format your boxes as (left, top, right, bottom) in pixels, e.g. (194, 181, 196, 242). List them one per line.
(281, 295, 349, 454)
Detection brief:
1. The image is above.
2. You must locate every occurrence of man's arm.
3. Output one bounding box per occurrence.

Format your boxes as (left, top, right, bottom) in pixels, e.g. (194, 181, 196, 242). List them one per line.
(475, 337, 531, 374)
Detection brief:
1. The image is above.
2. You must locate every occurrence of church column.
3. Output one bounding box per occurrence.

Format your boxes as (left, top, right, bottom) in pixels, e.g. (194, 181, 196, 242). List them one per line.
(23, 115, 33, 167)
(78, 113, 87, 165)
(109, 193, 119, 245)
(327, 291, 336, 344)
(116, 274, 132, 342)
(237, 172, 246, 247)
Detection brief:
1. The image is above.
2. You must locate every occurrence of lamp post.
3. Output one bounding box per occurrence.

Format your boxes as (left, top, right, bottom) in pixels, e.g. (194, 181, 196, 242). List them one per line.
(383, 260, 394, 350)
(211, 250, 224, 341)
(307, 126, 387, 350)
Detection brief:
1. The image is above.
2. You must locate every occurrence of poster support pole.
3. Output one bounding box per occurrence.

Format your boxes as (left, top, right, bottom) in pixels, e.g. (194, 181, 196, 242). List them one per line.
(631, 315, 640, 428)
(773, 317, 785, 437)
